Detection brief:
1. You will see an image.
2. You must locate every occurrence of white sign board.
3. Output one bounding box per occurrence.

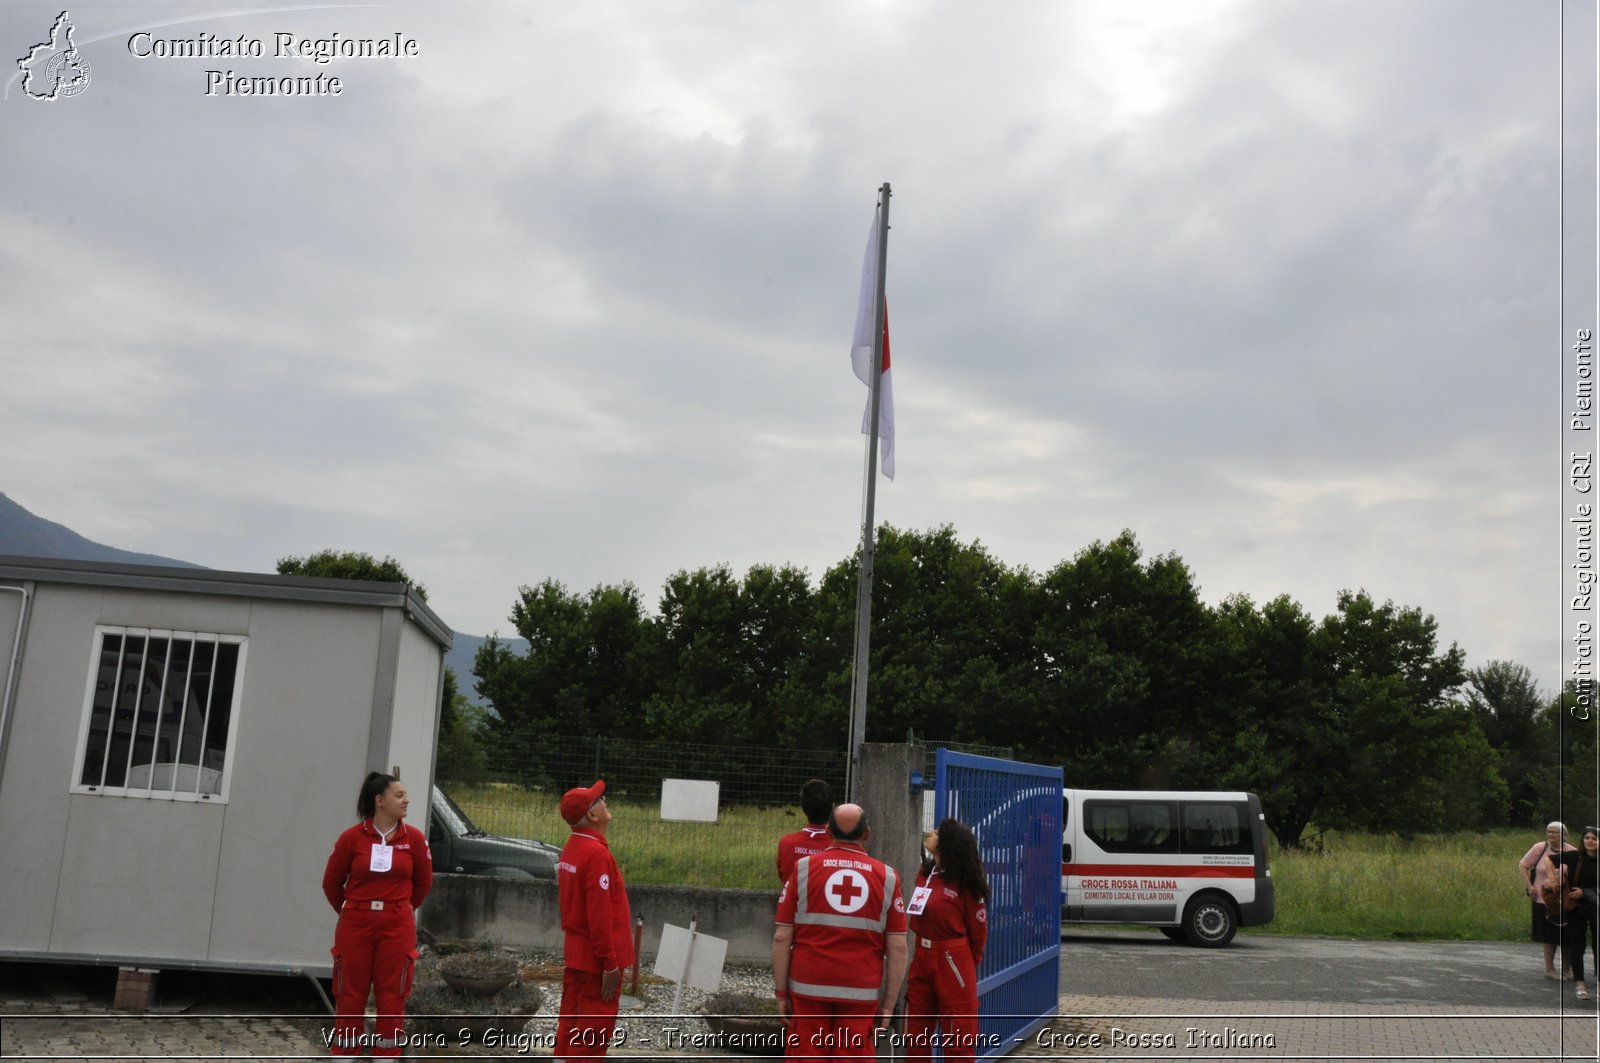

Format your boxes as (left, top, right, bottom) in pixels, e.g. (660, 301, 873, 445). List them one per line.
(660, 778, 720, 822)
(654, 922, 727, 993)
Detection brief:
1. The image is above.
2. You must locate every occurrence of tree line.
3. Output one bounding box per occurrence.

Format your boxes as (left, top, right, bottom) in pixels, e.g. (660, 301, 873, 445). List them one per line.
(280, 534, 1597, 850)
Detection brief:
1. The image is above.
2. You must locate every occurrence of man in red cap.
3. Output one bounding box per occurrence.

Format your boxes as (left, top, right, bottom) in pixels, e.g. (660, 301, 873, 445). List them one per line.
(556, 779, 634, 1061)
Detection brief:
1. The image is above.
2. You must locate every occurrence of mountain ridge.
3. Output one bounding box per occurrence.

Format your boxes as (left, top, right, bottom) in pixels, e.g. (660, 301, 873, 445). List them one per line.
(0, 493, 202, 569)
(0, 492, 523, 705)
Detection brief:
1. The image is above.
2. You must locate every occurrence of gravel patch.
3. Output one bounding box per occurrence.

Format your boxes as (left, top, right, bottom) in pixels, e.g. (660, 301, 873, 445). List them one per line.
(415, 943, 780, 1057)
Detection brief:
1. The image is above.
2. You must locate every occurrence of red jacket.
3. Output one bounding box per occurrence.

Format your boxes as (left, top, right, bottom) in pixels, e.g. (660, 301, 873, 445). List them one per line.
(776, 842, 907, 1001)
(776, 824, 830, 885)
(322, 820, 432, 911)
(909, 866, 987, 963)
(558, 829, 635, 972)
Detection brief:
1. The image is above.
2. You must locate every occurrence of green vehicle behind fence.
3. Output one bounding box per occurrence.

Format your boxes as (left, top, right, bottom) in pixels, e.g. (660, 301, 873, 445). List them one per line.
(428, 785, 560, 878)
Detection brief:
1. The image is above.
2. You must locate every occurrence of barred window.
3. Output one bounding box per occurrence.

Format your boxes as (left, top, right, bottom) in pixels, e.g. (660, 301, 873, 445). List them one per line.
(73, 628, 244, 800)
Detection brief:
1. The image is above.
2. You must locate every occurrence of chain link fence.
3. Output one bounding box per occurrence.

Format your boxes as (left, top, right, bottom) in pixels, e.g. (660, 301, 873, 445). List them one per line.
(435, 734, 1012, 888)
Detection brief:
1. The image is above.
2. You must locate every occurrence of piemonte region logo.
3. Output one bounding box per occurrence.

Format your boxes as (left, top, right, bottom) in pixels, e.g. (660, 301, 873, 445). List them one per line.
(17, 11, 92, 100)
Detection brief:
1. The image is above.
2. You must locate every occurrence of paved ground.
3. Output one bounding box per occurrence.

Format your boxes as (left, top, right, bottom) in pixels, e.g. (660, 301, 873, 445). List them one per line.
(6, 994, 1597, 1061)
(1059, 928, 1594, 1008)
(5, 944, 1600, 1061)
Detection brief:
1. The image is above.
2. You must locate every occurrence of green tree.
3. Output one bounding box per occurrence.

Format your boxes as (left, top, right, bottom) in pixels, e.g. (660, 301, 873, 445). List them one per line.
(807, 525, 1037, 752)
(435, 668, 489, 786)
(740, 563, 820, 716)
(1315, 591, 1499, 836)
(1551, 680, 1600, 826)
(276, 549, 427, 598)
(1024, 531, 1213, 783)
(866, 525, 1026, 746)
(642, 563, 821, 745)
(474, 578, 653, 753)
(1464, 661, 1553, 826)
(643, 565, 753, 744)
(1206, 591, 1502, 846)
(1206, 593, 1337, 849)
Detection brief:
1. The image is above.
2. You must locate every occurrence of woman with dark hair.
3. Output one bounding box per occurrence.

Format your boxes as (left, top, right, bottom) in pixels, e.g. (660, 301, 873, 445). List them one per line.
(321, 771, 432, 1058)
(1550, 826, 1600, 1002)
(903, 818, 990, 1063)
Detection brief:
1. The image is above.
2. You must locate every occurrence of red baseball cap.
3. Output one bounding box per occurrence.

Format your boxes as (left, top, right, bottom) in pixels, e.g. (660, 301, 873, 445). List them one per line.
(561, 779, 606, 825)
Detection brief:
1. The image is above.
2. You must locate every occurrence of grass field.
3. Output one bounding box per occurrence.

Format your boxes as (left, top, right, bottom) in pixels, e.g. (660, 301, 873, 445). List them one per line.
(1263, 829, 1528, 941)
(447, 786, 1533, 942)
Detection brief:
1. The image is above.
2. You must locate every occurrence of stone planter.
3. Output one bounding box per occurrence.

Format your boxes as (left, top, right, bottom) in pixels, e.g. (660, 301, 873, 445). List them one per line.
(407, 981, 544, 1046)
(437, 953, 522, 997)
(702, 991, 786, 1055)
(439, 970, 517, 996)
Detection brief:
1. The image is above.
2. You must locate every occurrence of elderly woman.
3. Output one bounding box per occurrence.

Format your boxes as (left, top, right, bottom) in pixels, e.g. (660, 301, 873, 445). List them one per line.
(1521, 821, 1576, 979)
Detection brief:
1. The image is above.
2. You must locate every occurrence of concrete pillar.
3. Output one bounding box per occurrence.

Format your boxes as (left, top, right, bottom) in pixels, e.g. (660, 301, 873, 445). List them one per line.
(855, 741, 924, 900)
(855, 742, 923, 1061)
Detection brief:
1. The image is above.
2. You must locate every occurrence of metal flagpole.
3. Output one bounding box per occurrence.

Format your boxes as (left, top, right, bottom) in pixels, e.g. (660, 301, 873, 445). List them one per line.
(847, 182, 891, 802)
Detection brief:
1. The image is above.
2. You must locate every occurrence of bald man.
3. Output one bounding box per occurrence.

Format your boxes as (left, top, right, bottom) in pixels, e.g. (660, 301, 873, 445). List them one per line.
(772, 803, 909, 1060)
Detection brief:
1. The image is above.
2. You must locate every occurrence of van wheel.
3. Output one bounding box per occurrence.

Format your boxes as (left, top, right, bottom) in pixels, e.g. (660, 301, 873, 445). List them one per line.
(1182, 895, 1238, 948)
(1158, 927, 1185, 941)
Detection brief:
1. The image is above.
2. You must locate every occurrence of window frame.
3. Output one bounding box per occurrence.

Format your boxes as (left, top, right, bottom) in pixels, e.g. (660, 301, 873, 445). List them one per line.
(70, 625, 246, 803)
(1082, 798, 1180, 854)
(1177, 800, 1253, 855)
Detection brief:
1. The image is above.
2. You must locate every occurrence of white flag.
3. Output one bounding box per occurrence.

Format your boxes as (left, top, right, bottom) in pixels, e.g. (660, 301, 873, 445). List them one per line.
(850, 207, 894, 480)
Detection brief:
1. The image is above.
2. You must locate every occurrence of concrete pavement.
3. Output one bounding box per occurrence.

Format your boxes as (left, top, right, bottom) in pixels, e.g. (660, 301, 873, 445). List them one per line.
(5, 991, 1600, 1060)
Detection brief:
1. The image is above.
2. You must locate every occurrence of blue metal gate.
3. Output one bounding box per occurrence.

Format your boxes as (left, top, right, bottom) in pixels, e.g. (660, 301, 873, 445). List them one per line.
(933, 748, 1063, 1060)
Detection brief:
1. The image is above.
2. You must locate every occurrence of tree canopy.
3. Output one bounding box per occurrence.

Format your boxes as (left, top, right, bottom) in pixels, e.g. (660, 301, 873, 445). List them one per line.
(276, 549, 428, 599)
(464, 524, 1576, 846)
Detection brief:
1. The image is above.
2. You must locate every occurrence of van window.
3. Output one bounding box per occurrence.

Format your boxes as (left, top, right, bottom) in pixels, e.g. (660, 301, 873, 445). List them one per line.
(1178, 801, 1251, 855)
(1084, 799, 1178, 853)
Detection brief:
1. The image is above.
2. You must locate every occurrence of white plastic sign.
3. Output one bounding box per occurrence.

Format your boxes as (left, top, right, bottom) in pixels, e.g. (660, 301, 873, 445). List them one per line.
(660, 779, 720, 822)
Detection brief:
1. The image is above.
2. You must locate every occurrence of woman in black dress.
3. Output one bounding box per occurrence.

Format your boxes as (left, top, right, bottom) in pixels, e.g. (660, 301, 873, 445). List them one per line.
(1551, 826, 1600, 1001)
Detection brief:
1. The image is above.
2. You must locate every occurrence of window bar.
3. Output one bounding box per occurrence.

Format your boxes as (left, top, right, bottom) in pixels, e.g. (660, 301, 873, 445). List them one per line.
(192, 637, 219, 796)
(93, 633, 128, 789)
(171, 634, 196, 792)
(89, 634, 115, 788)
(119, 633, 151, 792)
(149, 634, 175, 796)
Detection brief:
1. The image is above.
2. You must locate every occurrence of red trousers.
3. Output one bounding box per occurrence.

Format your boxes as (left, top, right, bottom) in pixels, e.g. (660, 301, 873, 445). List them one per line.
(786, 994, 878, 1061)
(329, 906, 417, 1058)
(556, 968, 621, 1060)
(903, 938, 980, 1063)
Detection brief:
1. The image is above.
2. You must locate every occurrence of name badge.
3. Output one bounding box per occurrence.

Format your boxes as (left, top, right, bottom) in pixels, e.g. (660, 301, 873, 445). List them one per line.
(907, 885, 932, 915)
(370, 844, 393, 873)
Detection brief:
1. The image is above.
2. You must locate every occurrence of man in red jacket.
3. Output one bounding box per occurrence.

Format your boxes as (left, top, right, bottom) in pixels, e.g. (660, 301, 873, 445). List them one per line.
(772, 803, 908, 1060)
(776, 778, 834, 887)
(556, 779, 634, 1061)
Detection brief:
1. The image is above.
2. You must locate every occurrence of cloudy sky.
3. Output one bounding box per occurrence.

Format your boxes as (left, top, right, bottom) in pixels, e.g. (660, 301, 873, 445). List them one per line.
(1, 2, 1589, 692)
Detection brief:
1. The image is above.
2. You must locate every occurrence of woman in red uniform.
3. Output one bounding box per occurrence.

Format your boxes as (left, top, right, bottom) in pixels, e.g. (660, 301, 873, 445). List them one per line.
(322, 772, 432, 1058)
(904, 818, 989, 1063)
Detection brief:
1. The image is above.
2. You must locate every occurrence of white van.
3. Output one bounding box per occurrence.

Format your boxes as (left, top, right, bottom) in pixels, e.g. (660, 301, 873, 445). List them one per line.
(1060, 789, 1275, 947)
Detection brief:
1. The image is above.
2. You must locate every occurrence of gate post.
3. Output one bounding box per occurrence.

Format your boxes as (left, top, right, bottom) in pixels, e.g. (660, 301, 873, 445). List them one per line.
(855, 741, 923, 892)
(855, 742, 921, 1061)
